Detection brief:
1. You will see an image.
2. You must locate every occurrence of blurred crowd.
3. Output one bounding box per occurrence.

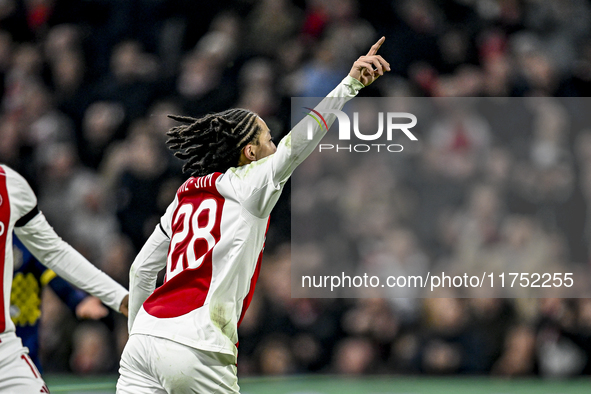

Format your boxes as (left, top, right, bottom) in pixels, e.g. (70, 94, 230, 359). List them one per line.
(1, 0, 591, 378)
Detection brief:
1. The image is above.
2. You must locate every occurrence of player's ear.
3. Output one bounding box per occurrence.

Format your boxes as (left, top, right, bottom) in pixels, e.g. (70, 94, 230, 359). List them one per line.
(243, 144, 256, 162)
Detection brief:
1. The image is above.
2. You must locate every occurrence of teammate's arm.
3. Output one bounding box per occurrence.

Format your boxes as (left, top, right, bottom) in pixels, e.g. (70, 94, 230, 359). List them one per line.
(6, 167, 129, 315)
(14, 213, 129, 314)
(43, 270, 86, 311)
(46, 272, 109, 319)
(239, 37, 389, 216)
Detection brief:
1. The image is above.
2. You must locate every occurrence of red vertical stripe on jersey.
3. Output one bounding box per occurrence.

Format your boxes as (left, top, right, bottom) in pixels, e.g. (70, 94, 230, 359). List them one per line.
(237, 217, 271, 329)
(0, 167, 9, 333)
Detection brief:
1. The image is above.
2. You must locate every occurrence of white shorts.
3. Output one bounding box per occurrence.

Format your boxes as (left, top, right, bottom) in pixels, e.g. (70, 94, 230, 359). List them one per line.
(117, 334, 239, 394)
(0, 332, 49, 393)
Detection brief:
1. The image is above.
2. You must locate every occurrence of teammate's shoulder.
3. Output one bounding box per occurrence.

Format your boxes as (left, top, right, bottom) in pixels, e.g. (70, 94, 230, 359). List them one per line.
(1, 164, 37, 209)
(1, 164, 31, 187)
(0, 163, 15, 177)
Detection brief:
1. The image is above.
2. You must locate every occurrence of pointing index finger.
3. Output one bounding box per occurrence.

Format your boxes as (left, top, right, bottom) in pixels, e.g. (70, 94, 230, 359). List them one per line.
(367, 36, 385, 56)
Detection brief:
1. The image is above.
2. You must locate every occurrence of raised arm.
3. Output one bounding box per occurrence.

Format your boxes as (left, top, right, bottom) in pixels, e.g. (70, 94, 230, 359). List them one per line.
(272, 37, 389, 178)
(237, 37, 390, 216)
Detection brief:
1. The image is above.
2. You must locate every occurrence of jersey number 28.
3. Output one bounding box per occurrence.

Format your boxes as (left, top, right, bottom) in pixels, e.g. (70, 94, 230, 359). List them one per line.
(166, 199, 218, 281)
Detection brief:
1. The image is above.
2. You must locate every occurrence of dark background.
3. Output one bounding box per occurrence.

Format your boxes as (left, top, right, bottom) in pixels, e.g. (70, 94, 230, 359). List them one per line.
(1, 0, 591, 378)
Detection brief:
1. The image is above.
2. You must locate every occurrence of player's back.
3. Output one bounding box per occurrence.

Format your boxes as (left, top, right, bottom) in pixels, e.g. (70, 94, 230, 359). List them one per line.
(132, 171, 270, 360)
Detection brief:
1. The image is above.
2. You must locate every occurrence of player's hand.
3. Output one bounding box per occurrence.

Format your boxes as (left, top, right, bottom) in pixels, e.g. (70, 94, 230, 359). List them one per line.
(348, 36, 390, 86)
(119, 294, 129, 317)
(75, 296, 109, 320)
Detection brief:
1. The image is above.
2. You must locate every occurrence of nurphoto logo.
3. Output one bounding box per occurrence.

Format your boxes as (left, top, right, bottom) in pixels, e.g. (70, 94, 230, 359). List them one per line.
(304, 108, 418, 153)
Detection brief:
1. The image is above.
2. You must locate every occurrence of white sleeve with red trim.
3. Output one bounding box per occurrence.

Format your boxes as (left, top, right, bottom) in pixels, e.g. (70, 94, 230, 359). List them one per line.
(229, 75, 364, 217)
(127, 197, 176, 332)
(15, 213, 128, 311)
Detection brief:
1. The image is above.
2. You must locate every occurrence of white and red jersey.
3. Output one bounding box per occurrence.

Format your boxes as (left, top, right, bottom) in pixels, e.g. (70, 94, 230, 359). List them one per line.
(128, 76, 365, 360)
(0, 164, 128, 337)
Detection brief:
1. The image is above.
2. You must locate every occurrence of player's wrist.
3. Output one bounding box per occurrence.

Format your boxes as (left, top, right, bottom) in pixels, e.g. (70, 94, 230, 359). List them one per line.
(343, 75, 365, 93)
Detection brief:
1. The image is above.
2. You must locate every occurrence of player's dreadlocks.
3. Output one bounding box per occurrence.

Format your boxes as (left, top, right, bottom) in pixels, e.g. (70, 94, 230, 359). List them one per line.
(166, 108, 261, 177)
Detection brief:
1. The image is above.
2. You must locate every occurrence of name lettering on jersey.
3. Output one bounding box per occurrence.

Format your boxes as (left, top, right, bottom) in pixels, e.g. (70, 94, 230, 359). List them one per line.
(179, 173, 216, 194)
(195, 173, 215, 189)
